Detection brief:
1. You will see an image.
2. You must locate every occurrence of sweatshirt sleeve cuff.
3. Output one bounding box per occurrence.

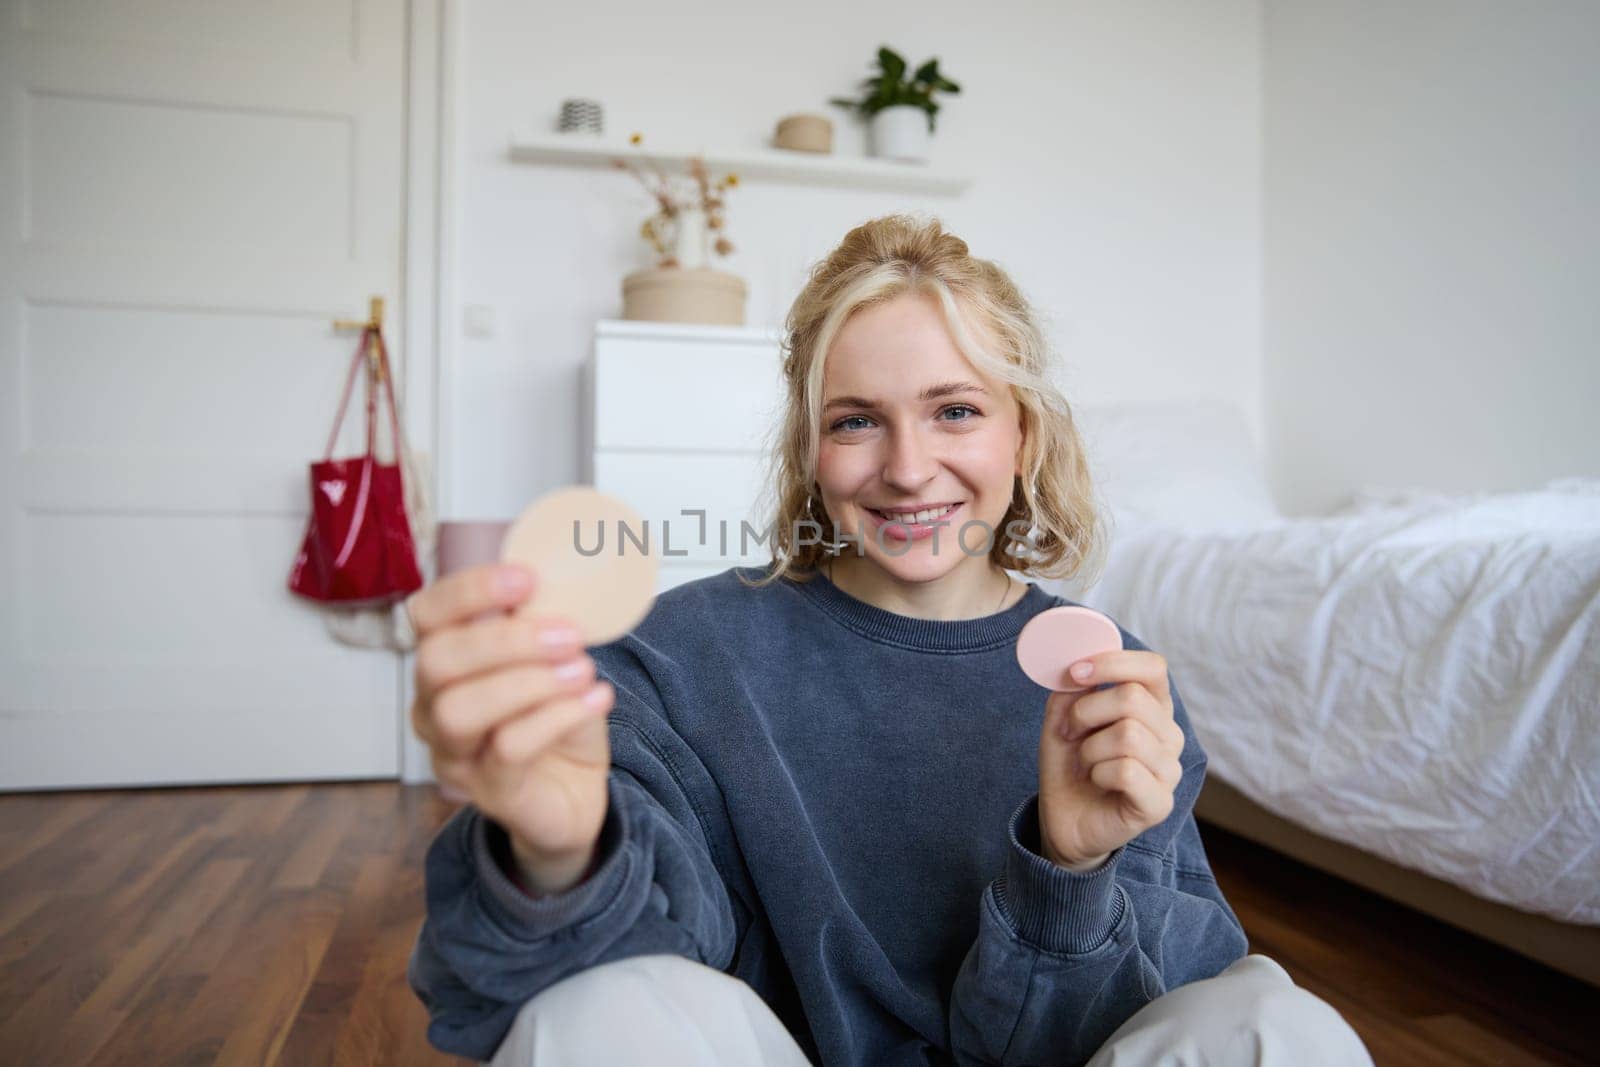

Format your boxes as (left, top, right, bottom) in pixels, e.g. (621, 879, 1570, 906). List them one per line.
(468, 775, 633, 937)
(994, 793, 1127, 955)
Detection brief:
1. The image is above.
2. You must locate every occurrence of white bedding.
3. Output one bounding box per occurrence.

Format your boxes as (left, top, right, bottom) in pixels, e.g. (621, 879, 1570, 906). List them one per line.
(1078, 478, 1600, 925)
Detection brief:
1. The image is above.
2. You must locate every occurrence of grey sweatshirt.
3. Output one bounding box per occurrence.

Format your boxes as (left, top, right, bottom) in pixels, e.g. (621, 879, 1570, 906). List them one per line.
(407, 564, 1249, 1065)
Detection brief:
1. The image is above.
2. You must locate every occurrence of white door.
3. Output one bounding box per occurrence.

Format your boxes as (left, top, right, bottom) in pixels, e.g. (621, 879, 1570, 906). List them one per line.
(0, 0, 411, 789)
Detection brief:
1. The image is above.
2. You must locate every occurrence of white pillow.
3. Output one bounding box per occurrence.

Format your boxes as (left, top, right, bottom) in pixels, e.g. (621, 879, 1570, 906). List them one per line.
(1071, 398, 1280, 533)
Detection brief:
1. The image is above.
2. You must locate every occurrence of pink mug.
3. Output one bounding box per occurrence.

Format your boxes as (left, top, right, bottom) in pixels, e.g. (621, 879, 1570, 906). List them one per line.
(430, 520, 512, 805)
(436, 519, 513, 576)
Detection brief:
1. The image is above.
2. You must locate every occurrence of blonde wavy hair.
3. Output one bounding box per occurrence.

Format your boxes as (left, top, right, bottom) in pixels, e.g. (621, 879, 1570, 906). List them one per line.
(740, 212, 1107, 591)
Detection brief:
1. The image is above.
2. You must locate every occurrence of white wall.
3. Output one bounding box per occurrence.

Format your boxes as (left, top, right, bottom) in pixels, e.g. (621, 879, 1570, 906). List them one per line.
(1264, 1, 1600, 516)
(445, 0, 1263, 519)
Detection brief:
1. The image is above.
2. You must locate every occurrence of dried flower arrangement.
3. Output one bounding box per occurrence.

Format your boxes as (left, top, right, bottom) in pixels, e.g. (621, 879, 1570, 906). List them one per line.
(611, 132, 739, 269)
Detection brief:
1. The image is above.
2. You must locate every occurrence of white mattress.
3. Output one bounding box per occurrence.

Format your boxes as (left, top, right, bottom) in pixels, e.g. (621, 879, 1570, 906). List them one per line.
(1080, 478, 1600, 925)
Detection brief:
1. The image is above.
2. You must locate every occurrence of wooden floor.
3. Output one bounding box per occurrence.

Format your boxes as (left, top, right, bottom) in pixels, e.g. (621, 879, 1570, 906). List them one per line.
(1199, 822, 1594, 1066)
(0, 781, 469, 1066)
(0, 783, 1592, 1066)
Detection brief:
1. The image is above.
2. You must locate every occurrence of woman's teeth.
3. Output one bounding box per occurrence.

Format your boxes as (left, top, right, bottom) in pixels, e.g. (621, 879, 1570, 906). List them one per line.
(876, 504, 956, 524)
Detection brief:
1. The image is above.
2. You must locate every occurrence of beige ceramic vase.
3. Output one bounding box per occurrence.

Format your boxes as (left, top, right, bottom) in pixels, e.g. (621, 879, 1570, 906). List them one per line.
(621, 267, 747, 326)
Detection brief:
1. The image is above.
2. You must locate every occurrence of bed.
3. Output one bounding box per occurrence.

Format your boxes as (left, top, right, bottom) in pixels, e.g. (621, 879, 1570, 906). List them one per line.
(1045, 399, 1600, 985)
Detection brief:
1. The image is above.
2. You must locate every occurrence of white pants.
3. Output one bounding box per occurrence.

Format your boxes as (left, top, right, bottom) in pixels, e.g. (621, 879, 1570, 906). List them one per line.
(487, 952, 1374, 1066)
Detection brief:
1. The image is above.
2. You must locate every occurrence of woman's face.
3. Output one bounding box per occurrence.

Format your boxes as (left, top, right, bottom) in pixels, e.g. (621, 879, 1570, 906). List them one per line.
(815, 290, 1024, 585)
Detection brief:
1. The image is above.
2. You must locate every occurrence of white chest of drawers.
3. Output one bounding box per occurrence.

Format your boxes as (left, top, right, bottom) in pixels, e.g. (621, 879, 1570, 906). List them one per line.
(582, 319, 786, 592)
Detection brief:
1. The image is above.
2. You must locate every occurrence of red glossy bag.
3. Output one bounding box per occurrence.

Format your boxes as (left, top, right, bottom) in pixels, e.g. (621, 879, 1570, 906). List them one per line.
(287, 327, 424, 606)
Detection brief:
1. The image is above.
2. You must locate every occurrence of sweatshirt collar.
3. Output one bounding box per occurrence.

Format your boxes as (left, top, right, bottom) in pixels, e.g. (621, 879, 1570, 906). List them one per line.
(786, 565, 1055, 653)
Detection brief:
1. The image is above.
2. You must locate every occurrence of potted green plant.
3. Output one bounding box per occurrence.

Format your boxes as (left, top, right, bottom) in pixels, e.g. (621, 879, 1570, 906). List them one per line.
(830, 46, 961, 163)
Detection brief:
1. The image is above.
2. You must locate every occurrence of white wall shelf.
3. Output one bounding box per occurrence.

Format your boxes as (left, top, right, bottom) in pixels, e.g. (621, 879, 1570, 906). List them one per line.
(508, 132, 973, 196)
(595, 318, 782, 346)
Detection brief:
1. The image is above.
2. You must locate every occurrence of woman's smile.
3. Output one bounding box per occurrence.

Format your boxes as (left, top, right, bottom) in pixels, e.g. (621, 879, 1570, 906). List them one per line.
(862, 501, 964, 541)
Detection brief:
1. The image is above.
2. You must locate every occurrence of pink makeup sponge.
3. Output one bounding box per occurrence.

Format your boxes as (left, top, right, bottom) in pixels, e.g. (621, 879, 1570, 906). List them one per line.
(500, 486, 659, 646)
(1016, 605, 1123, 692)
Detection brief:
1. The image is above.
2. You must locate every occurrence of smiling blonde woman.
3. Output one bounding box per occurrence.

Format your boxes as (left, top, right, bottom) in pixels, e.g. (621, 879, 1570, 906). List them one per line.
(406, 214, 1372, 1067)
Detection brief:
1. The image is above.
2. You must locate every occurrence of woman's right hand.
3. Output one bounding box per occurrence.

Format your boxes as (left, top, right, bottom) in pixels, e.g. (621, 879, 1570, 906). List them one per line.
(407, 563, 617, 894)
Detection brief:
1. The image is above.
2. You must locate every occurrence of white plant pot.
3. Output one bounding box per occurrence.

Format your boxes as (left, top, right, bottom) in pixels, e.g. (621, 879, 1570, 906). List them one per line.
(869, 105, 930, 162)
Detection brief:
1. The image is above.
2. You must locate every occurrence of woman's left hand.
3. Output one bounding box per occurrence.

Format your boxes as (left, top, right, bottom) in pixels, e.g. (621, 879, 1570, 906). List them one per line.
(1036, 650, 1186, 871)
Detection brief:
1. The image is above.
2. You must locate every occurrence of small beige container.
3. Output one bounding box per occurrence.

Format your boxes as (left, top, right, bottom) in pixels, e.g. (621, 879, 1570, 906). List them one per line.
(774, 113, 833, 154)
(622, 267, 747, 326)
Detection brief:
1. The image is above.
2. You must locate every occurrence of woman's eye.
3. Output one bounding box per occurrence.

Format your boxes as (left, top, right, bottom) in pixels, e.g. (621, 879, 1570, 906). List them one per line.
(831, 415, 872, 432)
(940, 404, 980, 422)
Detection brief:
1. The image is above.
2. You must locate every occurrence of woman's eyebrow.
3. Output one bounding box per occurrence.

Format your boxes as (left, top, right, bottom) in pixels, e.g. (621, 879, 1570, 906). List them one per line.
(823, 380, 988, 411)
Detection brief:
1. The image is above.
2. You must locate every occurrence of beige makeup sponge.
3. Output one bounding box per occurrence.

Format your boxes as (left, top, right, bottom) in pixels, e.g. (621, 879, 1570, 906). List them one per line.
(500, 486, 660, 645)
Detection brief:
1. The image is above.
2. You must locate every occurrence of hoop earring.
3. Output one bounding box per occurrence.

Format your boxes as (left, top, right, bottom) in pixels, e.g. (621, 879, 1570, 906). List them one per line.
(807, 492, 847, 556)
(1005, 481, 1042, 560)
